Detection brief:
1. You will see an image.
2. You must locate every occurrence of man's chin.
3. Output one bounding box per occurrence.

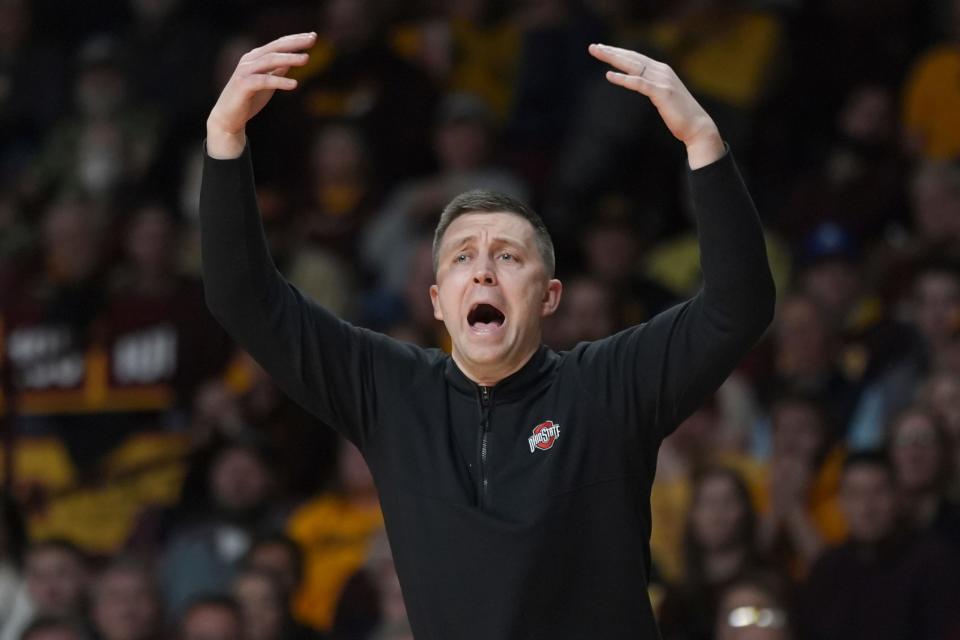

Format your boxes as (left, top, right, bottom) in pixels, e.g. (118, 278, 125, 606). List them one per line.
(460, 342, 509, 365)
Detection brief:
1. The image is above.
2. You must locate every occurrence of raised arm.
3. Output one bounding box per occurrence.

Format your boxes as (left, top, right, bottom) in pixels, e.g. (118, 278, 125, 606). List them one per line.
(200, 34, 391, 448)
(582, 44, 776, 439)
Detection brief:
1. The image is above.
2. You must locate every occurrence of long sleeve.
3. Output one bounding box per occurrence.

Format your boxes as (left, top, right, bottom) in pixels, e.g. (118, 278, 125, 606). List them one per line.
(199, 141, 389, 448)
(577, 144, 775, 442)
(657, 145, 775, 425)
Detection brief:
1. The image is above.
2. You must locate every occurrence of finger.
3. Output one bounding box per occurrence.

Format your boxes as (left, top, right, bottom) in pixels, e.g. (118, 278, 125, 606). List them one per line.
(240, 52, 308, 75)
(590, 43, 662, 67)
(240, 73, 298, 92)
(588, 43, 662, 77)
(242, 32, 317, 62)
(605, 71, 662, 96)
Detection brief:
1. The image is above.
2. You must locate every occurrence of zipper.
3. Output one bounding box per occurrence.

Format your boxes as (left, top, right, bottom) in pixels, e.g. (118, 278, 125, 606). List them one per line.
(478, 385, 492, 509)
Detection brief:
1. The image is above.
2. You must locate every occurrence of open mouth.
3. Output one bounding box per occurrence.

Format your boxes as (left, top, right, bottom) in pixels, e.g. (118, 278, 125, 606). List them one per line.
(468, 303, 506, 330)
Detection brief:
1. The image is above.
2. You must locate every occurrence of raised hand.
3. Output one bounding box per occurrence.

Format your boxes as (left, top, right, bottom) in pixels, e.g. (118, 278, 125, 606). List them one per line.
(588, 43, 723, 168)
(206, 32, 317, 159)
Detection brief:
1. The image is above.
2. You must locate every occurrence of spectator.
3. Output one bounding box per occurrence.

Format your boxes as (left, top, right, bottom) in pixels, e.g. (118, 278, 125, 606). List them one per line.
(795, 224, 867, 333)
(776, 84, 907, 246)
(758, 294, 863, 439)
(1, 540, 90, 640)
(658, 467, 766, 640)
(293, 121, 379, 260)
(798, 451, 960, 640)
(231, 568, 318, 640)
(287, 439, 383, 633)
(105, 201, 233, 408)
(756, 395, 846, 577)
(178, 596, 242, 640)
(871, 262, 960, 423)
(542, 275, 615, 351)
(25, 35, 158, 206)
(90, 558, 163, 640)
(910, 161, 960, 255)
(361, 91, 526, 298)
(160, 438, 285, 618)
(242, 534, 304, 602)
(920, 370, 960, 487)
(650, 402, 739, 583)
(579, 208, 678, 328)
(887, 406, 960, 549)
(290, 0, 438, 185)
(873, 161, 960, 306)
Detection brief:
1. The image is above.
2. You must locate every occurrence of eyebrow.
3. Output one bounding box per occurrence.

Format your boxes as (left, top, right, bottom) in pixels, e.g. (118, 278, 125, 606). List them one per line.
(444, 234, 527, 253)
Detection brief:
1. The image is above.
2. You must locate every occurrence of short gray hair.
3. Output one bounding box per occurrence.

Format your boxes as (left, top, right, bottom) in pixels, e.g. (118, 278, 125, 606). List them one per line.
(432, 189, 555, 276)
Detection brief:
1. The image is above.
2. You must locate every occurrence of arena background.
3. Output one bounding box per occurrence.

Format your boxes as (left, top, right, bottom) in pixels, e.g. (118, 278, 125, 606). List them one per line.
(1, 0, 959, 639)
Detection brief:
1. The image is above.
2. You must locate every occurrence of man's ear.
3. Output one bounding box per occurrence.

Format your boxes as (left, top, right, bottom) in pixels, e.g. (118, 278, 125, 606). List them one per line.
(429, 284, 444, 321)
(540, 279, 563, 317)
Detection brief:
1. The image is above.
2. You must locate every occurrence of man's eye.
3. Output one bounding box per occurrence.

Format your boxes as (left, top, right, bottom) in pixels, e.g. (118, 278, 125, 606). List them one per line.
(499, 253, 514, 261)
(455, 254, 469, 263)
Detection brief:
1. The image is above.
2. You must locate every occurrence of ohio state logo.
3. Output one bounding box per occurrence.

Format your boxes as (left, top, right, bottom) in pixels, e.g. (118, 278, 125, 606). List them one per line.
(528, 421, 561, 452)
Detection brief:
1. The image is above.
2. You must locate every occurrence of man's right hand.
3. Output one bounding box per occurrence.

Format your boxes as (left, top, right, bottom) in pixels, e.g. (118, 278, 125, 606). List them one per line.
(205, 32, 317, 159)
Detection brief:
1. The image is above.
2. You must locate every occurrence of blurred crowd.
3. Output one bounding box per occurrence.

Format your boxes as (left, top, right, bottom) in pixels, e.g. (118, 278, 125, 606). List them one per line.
(1, 0, 960, 639)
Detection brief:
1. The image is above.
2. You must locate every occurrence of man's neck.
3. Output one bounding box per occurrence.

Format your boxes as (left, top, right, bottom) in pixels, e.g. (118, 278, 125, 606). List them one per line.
(452, 345, 540, 387)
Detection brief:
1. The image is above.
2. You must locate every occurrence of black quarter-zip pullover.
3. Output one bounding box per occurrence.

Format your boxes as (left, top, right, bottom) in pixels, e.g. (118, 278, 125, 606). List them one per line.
(199, 140, 775, 640)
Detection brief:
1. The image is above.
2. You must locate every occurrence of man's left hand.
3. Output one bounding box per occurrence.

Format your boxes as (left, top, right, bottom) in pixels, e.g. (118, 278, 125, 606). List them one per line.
(588, 43, 723, 169)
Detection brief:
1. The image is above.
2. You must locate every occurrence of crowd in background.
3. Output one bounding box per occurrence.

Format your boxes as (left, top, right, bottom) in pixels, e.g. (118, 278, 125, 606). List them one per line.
(1, 0, 960, 638)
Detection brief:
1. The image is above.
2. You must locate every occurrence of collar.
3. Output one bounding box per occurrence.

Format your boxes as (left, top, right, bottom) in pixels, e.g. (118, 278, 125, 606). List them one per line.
(444, 344, 559, 403)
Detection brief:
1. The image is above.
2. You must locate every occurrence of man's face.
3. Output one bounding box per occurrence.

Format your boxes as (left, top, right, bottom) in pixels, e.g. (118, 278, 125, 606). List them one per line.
(772, 403, 823, 462)
(840, 465, 898, 544)
(25, 548, 87, 616)
(93, 569, 160, 640)
(209, 447, 271, 515)
(912, 271, 960, 346)
(430, 212, 561, 384)
(232, 574, 283, 640)
(690, 475, 746, 552)
(890, 412, 941, 492)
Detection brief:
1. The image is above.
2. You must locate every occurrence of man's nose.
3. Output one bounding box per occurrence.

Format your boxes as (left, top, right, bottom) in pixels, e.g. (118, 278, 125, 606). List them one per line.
(473, 256, 497, 285)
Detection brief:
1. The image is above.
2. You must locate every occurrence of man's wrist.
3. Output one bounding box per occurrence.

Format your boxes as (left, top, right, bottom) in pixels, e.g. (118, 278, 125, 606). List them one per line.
(205, 123, 247, 160)
(685, 127, 724, 170)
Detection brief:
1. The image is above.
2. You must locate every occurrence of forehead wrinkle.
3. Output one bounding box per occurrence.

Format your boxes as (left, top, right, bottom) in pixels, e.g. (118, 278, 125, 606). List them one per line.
(441, 231, 529, 255)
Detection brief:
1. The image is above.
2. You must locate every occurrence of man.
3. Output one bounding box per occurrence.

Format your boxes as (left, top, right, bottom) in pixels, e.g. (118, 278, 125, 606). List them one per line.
(0, 540, 90, 640)
(200, 32, 775, 639)
(90, 559, 163, 640)
(797, 451, 960, 640)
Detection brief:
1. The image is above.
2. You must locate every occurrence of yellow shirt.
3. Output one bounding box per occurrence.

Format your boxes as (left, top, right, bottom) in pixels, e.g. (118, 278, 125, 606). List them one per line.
(4, 432, 189, 554)
(903, 44, 960, 160)
(644, 231, 792, 301)
(287, 493, 384, 631)
(645, 11, 783, 108)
